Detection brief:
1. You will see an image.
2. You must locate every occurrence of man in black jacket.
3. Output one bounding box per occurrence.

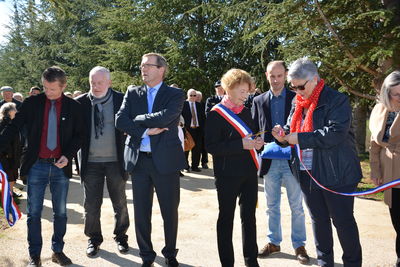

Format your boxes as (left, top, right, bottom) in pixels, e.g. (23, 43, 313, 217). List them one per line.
(182, 89, 206, 172)
(0, 66, 84, 267)
(0, 86, 22, 109)
(75, 66, 130, 258)
(205, 80, 225, 116)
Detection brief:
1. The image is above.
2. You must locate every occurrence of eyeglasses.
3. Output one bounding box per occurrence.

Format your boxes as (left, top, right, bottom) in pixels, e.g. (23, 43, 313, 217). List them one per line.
(390, 92, 400, 98)
(139, 63, 160, 70)
(289, 80, 309, 91)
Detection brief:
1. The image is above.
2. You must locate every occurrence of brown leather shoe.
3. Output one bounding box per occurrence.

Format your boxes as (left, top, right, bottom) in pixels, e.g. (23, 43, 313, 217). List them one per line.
(295, 246, 310, 264)
(258, 243, 280, 258)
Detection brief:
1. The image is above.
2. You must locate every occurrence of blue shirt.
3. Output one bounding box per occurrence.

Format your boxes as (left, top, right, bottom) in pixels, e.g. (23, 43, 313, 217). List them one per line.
(140, 82, 163, 152)
(270, 88, 286, 127)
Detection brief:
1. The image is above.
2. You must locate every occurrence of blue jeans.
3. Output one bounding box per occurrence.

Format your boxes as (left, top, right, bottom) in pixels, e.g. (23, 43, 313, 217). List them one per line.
(27, 161, 69, 257)
(263, 159, 306, 249)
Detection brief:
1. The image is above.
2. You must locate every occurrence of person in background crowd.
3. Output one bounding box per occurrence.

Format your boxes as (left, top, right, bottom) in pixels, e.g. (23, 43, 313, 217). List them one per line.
(196, 90, 209, 169)
(182, 89, 205, 172)
(0, 102, 21, 197)
(0, 66, 84, 267)
(244, 77, 259, 109)
(205, 80, 225, 116)
(116, 53, 186, 267)
(13, 92, 24, 102)
(369, 70, 400, 267)
(75, 66, 130, 258)
(29, 86, 42, 96)
(0, 86, 22, 109)
(272, 58, 362, 267)
(252, 60, 309, 264)
(73, 90, 82, 98)
(205, 68, 263, 267)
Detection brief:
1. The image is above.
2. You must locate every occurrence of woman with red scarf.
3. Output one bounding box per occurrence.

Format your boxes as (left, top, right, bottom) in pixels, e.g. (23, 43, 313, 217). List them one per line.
(205, 68, 263, 267)
(272, 58, 362, 267)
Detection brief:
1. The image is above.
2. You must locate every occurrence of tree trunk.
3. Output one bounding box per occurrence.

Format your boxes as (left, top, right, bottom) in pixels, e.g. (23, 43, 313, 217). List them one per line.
(352, 102, 368, 153)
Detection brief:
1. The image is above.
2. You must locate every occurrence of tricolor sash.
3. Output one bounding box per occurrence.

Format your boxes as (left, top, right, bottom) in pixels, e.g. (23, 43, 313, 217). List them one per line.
(212, 103, 260, 170)
(294, 144, 400, 196)
(0, 164, 22, 226)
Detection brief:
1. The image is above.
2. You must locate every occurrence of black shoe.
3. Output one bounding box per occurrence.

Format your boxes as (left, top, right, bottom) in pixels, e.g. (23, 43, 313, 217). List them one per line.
(191, 167, 201, 172)
(165, 257, 179, 267)
(51, 252, 72, 266)
(183, 168, 190, 173)
(202, 163, 209, 169)
(117, 241, 129, 254)
(27, 256, 41, 267)
(86, 243, 100, 257)
(141, 261, 154, 267)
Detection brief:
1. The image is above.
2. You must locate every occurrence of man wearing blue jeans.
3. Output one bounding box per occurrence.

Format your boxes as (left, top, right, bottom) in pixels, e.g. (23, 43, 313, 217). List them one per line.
(252, 61, 309, 264)
(0, 66, 83, 267)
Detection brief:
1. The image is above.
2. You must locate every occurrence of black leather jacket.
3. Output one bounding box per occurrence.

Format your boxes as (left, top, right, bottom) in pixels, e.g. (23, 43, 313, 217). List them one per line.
(281, 85, 362, 188)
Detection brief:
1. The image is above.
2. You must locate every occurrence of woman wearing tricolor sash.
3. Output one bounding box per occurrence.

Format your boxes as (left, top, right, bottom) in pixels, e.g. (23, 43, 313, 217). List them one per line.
(205, 69, 263, 267)
(272, 58, 362, 267)
(369, 70, 400, 267)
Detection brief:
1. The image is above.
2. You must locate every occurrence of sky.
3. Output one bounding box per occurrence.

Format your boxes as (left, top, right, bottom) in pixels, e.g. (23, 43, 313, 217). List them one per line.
(0, 0, 14, 45)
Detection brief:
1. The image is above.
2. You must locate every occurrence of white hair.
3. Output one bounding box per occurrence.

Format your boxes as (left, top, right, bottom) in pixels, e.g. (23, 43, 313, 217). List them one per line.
(187, 88, 197, 97)
(287, 58, 320, 82)
(89, 66, 111, 80)
(380, 70, 400, 110)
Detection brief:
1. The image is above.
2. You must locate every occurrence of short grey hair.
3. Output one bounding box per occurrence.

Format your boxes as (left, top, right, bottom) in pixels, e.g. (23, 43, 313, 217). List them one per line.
(287, 58, 320, 82)
(380, 70, 400, 110)
(0, 102, 17, 121)
(89, 66, 111, 80)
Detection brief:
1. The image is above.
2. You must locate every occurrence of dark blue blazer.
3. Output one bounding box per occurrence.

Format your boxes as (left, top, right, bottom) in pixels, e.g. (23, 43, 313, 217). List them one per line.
(115, 82, 187, 174)
(251, 88, 295, 177)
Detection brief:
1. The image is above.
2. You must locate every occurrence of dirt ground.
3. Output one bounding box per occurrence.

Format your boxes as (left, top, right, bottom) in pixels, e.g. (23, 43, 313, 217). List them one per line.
(0, 167, 397, 267)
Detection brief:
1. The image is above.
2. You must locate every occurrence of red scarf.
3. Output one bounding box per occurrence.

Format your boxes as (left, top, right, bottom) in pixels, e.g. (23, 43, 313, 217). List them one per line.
(290, 79, 324, 133)
(220, 95, 244, 114)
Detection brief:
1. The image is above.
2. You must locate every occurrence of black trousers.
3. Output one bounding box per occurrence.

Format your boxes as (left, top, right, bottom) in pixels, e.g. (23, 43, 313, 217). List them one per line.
(390, 188, 400, 259)
(131, 153, 180, 262)
(200, 135, 208, 165)
(83, 162, 129, 245)
(215, 174, 258, 267)
(299, 172, 362, 267)
(185, 127, 202, 169)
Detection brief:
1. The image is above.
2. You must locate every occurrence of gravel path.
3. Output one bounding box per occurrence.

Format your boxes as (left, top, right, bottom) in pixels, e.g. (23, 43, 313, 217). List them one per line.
(0, 168, 396, 267)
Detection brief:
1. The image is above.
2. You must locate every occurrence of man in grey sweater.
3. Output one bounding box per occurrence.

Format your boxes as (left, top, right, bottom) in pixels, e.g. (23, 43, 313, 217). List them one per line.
(75, 66, 130, 257)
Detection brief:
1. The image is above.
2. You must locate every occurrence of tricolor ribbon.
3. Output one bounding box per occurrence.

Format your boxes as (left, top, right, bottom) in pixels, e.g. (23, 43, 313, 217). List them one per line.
(294, 144, 400, 196)
(212, 104, 260, 170)
(0, 164, 22, 226)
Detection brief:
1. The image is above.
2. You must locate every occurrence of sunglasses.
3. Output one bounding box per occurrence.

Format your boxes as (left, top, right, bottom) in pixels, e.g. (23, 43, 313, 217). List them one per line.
(289, 80, 309, 91)
(190, 95, 197, 97)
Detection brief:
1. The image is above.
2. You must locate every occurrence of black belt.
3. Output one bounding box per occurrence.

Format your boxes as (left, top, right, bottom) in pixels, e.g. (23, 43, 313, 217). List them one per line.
(38, 158, 58, 163)
(139, 151, 152, 157)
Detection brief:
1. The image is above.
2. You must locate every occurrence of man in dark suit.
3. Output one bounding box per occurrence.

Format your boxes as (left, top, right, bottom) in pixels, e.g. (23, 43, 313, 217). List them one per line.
(252, 61, 309, 264)
(196, 90, 209, 169)
(0, 66, 83, 267)
(0, 86, 22, 109)
(205, 80, 225, 116)
(182, 89, 205, 172)
(116, 53, 186, 267)
(75, 66, 130, 258)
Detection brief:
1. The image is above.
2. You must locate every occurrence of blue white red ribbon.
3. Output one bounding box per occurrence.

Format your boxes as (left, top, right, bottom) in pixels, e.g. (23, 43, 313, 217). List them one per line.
(212, 104, 260, 170)
(0, 165, 22, 226)
(294, 144, 400, 196)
